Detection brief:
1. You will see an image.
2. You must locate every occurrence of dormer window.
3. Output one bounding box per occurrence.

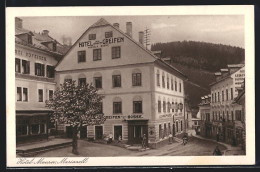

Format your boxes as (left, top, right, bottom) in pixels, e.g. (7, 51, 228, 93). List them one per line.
(89, 34, 96, 40)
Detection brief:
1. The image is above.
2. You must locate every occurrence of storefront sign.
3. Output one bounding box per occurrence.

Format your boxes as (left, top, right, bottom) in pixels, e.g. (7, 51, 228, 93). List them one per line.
(78, 37, 124, 48)
(159, 114, 172, 119)
(15, 49, 47, 61)
(104, 114, 143, 120)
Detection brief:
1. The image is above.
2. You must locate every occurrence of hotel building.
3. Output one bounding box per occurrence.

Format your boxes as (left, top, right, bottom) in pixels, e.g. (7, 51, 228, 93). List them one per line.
(55, 18, 187, 148)
(15, 17, 68, 144)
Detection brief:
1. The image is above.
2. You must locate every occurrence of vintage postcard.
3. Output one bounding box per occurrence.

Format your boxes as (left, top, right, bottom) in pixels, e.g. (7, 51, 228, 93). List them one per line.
(6, 5, 255, 167)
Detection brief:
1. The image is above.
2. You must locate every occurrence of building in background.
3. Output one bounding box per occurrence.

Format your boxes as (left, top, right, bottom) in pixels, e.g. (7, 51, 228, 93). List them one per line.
(55, 18, 187, 148)
(199, 95, 211, 137)
(209, 64, 245, 145)
(15, 17, 67, 144)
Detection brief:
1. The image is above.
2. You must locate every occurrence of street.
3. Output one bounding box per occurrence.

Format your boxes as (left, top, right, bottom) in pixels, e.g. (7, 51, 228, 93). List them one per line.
(35, 136, 226, 157)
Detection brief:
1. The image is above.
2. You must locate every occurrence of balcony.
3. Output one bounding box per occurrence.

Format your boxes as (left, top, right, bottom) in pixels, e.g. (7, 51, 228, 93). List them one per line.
(16, 73, 55, 83)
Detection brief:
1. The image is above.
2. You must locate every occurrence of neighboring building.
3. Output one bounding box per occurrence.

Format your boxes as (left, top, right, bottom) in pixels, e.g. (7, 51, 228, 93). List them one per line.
(199, 95, 211, 137)
(15, 17, 67, 144)
(209, 64, 245, 145)
(55, 18, 187, 148)
(185, 104, 193, 130)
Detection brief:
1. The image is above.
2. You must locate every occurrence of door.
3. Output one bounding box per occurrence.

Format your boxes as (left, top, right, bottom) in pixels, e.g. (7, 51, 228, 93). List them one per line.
(66, 126, 73, 138)
(80, 126, 87, 139)
(128, 125, 148, 144)
(114, 126, 122, 140)
(95, 126, 103, 140)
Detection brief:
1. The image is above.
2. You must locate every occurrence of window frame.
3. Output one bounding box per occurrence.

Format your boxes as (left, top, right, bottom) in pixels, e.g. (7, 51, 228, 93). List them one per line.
(93, 48, 102, 61)
(38, 89, 43, 102)
(158, 100, 161, 113)
(94, 77, 102, 89)
(17, 87, 22, 101)
(132, 73, 142, 86)
(46, 65, 55, 78)
(89, 34, 96, 40)
(35, 63, 45, 77)
(105, 31, 113, 38)
(49, 90, 54, 100)
(78, 50, 86, 63)
(113, 102, 122, 114)
(133, 101, 142, 113)
(22, 59, 30, 74)
(112, 46, 121, 59)
(15, 58, 21, 73)
(23, 87, 28, 102)
(112, 75, 121, 88)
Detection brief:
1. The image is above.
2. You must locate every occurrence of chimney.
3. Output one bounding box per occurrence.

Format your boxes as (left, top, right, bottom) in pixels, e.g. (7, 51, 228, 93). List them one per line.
(113, 23, 119, 29)
(42, 30, 49, 36)
(126, 22, 132, 38)
(139, 31, 144, 45)
(15, 17, 23, 29)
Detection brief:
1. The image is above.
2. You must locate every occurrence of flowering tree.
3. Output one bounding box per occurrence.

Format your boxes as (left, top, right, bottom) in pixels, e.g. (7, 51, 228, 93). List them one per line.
(46, 80, 105, 154)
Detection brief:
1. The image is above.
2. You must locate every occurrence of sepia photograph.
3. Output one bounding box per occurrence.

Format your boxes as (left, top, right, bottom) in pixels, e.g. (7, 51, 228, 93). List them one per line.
(6, 6, 255, 166)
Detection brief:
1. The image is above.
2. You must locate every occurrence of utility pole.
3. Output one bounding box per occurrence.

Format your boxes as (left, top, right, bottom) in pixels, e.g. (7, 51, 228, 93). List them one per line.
(144, 27, 151, 50)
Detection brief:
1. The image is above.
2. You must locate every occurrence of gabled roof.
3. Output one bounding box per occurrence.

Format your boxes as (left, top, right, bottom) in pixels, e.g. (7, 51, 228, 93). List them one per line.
(56, 18, 187, 78)
(15, 27, 34, 36)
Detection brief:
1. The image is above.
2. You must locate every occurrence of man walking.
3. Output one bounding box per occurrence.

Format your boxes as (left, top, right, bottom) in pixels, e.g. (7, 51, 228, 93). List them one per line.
(142, 134, 147, 149)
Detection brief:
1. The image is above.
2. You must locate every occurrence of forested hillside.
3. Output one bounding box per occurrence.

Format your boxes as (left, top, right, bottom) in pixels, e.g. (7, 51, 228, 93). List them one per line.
(151, 41, 245, 72)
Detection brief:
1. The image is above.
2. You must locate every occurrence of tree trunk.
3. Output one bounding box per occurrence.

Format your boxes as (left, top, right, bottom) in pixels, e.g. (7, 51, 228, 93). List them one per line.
(72, 126, 79, 155)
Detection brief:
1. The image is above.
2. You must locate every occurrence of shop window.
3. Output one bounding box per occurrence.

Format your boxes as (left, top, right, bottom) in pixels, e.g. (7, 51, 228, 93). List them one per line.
(112, 75, 121, 87)
(15, 58, 21, 73)
(132, 73, 141, 86)
(47, 65, 55, 78)
(163, 101, 166, 113)
(162, 75, 165, 88)
(38, 89, 43, 102)
(22, 60, 30, 74)
(226, 89, 229, 100)
(89, 34, 96, 40)
(49, 90, 54, 100)
(158, 100, 161, 113)
(78, 50, 86, 63)
(179, 83, 182, 92)
(23, 88, 28, 102)
(112, 46, 121, 59)
(35, 63, 45, 76)
(31, 124, 39, 135)
(105, 31, 113, 38)
(17, 87, 22, 101)
(133, 101, 142, 113)
(94, 77, 102, 89)
(157, 72, 160, 86)
(78, 78, 86, 86)
(175, 81, 177, 91)
(167, 77, 169, 89)
(171, 79, 173, 90)
(93, 49, 102, 61)
(16, 125, 27, 136)
(113, 102, 122, 114)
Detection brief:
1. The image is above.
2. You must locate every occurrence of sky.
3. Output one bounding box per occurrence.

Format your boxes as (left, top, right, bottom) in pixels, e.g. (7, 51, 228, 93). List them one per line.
(20, 15, 244, 48)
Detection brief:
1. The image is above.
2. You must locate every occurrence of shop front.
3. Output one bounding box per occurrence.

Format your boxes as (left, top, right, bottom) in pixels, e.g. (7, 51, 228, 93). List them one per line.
(127, 120, 148, 145)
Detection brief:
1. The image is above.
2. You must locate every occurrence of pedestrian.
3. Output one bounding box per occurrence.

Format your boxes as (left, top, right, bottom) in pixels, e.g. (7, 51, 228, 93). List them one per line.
(182, 133, 188, 145)
(169, 133, 173, 144)
(213, 145, 222, 156)
(108, 132, 113, 144)
(118, 135, 122, 143)
(142, 134, 147, 149)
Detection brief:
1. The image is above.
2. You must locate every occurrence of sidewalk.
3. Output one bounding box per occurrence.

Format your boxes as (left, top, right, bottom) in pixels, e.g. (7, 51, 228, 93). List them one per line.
(187, 129, 245, 155)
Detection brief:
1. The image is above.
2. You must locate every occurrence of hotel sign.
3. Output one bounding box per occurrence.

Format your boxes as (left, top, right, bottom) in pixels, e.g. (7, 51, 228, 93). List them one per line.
(78, 37, 124, 48)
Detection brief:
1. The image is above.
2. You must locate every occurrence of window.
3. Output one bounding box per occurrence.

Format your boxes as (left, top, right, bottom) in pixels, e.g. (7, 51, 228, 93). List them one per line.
(105, 31, 113, 38)
(78, 51, 86, 63)
(235, 110, 242, 121)
(133, 101, 142, 113)
(97, 102, 103, 114)
(163, 101, 166, 113)
(171, 79, 173, 90)
(38, 89, 43, 102)
(78, 78, 86, 86)
(167, 77, 169, 89)
(218, 92, 220, 102)
(215, 93, 217, 102)
(179, 83, 182, 92)
(22, 60, 30, 74)
(162, 75, 165, 88)
(226, 89, 228, 100)
(112, 75, 121, 87)
(231, 88, 233, 100)
(168, 123, 171, 135)
(112, 46, 121, 59)
(172, 102, 174, 112)
(35, 63, 45, 76)
(227, 111, 229, 121)
(167, 102, 171, 112)
(213, 112, 215, 120)
(31, 124, 39, 135)
(23, 88, 28, 102)
(93, 49, 102, 61)
(157, 72, 160, 86)
(159, 124, 162, 139)
(164, 123, 167, 138)
(15, 58, 21, 73)
(17, 87, 22, 101)
(222, 91, 224, 101)
(212, 94, 214, 103)
(158, 101, 161, 113)
(49, 90, 53, 100)
(94, 77, 102, 89)
(16, 125, 27, 136)
(46, 65, 55, 78)
(175, 81, 177, 91)
(113, 102, 122, 114)
(231, 111, 234, 121)
(89, 34, 96, 40)
(181, 121, 183, 131)
(132, 73, 141, 86)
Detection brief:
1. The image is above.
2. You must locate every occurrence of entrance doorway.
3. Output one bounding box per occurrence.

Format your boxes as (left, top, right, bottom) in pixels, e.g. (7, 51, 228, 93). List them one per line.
(128, 120, 148, 144)
(114, 125, 122, 140)
(95, 126, 103, 140)
(80, 125, 87, 139)
(66, 126, 73, 138)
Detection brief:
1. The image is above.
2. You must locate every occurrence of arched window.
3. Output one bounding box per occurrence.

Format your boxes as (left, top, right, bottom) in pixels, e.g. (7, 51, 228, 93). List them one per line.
(93, 72, 102, 88)
(133, 96, 142, 113)
(78, 73, 86, 86)
(132, 69, 142, 86)
(113, 97, 122, 114)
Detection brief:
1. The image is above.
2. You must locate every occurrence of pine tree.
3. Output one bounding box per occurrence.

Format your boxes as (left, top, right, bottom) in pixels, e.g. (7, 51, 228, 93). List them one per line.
(46, 80, 105, 155)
